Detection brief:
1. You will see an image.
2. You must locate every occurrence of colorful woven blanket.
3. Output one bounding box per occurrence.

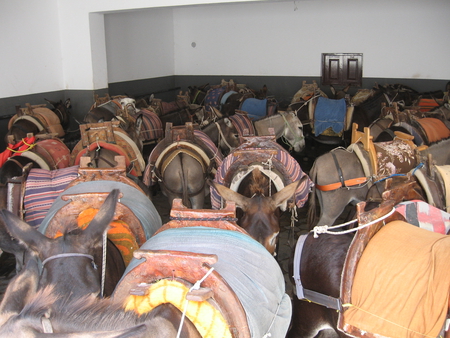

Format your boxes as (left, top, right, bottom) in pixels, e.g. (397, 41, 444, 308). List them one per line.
(210, 140, 312, 209)
(24, 166, 79, 228)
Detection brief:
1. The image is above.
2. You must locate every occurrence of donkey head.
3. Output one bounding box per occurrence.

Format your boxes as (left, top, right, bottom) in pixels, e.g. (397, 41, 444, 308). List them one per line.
(209, 169, 305, 255)
(0, 189, 120, 301)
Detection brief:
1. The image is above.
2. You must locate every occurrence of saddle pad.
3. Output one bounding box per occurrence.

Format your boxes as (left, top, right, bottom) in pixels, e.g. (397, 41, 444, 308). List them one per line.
(211, 141, 313, 209)
(24, 166, 79, 228)
(121, 227, 292, 338)
(240, 98, 268, 121)
(204, 86, 227, 109)
(313, 97, 346, 136)
(38, 180, 162, 240)
(395, 200, 450, 234)
(343, 220, 450, 338)
(228, 113, 255, 136)
(416, 117, 450, 144)
(374, 138, 416, 178)
(138, 109, 163, 141)
(76, 208, 139, 266)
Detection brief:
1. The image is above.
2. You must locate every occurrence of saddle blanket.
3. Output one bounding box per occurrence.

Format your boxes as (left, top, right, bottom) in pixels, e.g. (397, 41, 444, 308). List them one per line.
(121, 227, 292, 338)
(240, 98, 268, 121)
(228, 113, 255, 136)
(314, 97, 346, 136)
(24, 166, 79, 228)
(211, 141, 313, 210)
(395, 200, 450, 234)
(137, 109, 163, 141)
(343, 220, 450, 338)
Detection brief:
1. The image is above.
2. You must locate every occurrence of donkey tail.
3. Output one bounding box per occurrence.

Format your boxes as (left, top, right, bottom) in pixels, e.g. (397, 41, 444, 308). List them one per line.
(306, 162, 318, 230)
(180, 155, 191, 208)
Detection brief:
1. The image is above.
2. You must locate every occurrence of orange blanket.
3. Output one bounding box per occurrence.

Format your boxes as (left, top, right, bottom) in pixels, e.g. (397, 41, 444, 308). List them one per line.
(343, 221, 450, 338)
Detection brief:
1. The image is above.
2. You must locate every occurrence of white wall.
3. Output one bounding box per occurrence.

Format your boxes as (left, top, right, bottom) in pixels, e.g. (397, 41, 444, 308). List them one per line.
(0, 0, 64, 98)
(173, 0, 450, 79)
(104, 8, 175, 83)
(1, 0, 449, 99)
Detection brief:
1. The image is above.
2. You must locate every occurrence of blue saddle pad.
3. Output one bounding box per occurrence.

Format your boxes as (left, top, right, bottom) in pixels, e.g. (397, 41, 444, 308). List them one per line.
(314, 97, 347, 136)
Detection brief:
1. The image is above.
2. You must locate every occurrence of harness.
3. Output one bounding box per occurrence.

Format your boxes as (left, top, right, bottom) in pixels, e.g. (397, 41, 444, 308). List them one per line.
(315, 150, 368, 192)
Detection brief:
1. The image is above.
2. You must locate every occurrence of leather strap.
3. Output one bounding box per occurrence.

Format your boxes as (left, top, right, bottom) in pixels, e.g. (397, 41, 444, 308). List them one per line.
(293, 234, 343, 311)
(316, 177, 368, 192)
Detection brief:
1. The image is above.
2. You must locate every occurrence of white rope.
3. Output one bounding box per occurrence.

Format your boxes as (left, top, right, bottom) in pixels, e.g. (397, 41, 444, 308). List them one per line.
(311, 207, 396, 238)
(261, 299, 283, 338)
(176, 267, 215, 338)
(261, 155, 274, 196)
(215, 121, 235, 153)
(100, 230, 107, 297)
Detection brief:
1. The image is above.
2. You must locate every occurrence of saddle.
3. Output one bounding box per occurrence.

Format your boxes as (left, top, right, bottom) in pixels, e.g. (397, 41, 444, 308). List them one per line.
(143, 122, 220, 187)
(9, 103, 65, 138)
(70, 121, 145, 176)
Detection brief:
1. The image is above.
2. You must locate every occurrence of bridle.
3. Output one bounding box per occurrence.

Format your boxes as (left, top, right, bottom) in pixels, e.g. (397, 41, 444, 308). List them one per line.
(41, 253, 97, 270)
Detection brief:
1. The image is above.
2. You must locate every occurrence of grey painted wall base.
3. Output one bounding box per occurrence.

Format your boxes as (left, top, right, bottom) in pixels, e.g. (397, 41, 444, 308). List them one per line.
(0, 75, 448, 151)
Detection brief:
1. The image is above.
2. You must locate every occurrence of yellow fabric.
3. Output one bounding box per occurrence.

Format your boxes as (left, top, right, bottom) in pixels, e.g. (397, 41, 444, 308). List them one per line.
(343, 220, 450, 338)
(124, 279, 232, 338)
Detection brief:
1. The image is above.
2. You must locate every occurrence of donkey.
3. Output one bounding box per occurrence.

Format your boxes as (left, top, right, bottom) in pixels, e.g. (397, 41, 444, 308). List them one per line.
(0, 286, 201, 338)
(209, 169, 308, 255)
(0, 189, 125, 302)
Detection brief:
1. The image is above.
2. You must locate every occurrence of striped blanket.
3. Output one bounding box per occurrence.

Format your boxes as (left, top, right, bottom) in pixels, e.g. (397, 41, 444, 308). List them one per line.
(395, 200, 450, 234)
(24, 166, 79, 228)
(228, 113, 255, 136)
(137, 109, 163, 141)
(210, 140, 313, 210)
(120, 227, 292, 338)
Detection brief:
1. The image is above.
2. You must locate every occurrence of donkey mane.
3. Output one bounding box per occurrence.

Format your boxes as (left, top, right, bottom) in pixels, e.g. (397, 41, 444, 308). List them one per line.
(248, 168, 269, 195)
(17, 286, 147, 332)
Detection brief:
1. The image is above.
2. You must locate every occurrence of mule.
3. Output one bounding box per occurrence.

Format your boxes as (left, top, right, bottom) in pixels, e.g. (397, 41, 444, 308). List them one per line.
(307, 147, 370, 228)
(0, 286, 201, 338)
(201, 117, 241, 155)
(0, 189, 126, 301)
(254, 111, 305, 152)
(44, 98, 72, 132)
(209, 168, 309, 254)
(159, 151, 208, 209)
(289, 202, 450, 338)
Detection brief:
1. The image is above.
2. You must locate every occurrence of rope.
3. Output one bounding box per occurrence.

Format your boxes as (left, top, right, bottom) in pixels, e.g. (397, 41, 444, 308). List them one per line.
(311, 207, 396, 238)
(100, 230, 107, 298)
(261, 299, 283, 338)
(261, 155, 274, 196)
(215, 121, 235, 153)
(176, 267, 215, 338)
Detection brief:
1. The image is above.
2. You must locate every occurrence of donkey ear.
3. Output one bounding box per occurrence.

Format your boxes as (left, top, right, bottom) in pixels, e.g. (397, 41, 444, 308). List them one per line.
(0, 210, 50, 254)
(64, 98, 71, 109)
(271, 175, 308, 208)
(82, 189, 120, 243)
(224, 118, 233, 128)
(209, 181, 250, 210)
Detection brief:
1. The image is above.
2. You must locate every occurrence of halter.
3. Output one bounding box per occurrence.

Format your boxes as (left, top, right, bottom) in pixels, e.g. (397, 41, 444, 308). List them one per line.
(41, 253, 97, 268)
(214, 121, 236, 153)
